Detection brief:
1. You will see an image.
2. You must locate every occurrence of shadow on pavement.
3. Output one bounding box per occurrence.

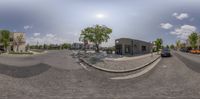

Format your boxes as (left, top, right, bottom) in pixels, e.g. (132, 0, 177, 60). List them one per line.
(0, 63, 51, 78)
(174, 53, 200, 73)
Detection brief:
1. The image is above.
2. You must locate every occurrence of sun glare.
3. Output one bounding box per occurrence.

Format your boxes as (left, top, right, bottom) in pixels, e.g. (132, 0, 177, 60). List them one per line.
(96, 13, 105, 19)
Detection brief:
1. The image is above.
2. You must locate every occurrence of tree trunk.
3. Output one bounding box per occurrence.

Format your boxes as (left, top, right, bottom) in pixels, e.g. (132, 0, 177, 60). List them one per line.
(95, 44, 99, 53)
(84, 44, 87, 53)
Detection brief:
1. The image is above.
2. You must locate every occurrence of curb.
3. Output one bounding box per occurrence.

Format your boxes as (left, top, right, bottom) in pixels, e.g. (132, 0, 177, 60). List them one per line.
(79, 55, 161, 73)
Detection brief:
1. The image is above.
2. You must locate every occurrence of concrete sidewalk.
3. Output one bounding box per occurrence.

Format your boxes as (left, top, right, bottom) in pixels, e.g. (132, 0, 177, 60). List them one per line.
(105, 52, 157, 61)
(81, 53, 160, 73)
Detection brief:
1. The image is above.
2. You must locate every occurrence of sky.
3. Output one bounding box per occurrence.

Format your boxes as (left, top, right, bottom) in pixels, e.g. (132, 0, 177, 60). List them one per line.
(0, 0, 200, 46)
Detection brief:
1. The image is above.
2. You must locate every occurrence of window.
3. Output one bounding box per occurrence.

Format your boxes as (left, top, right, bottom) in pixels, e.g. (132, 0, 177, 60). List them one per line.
(142, 46, 146, 51)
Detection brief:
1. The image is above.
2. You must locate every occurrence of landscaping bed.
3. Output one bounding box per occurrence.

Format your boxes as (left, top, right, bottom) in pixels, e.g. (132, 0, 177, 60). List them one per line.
(9, 52, 34, 55)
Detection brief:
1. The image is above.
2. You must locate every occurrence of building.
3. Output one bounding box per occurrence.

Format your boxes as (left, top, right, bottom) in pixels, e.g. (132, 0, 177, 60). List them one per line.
(11, 32, 26, 52)
(115, 38, 153, 55)
(0, 32, 26, 52)
(71, 43, 84, 50)
(71, 43, 95, 50)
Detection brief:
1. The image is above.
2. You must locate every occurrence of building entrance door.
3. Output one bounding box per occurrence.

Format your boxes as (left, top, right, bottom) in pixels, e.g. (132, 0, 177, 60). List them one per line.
(116, 44, 122, 55)
(125, 45, 131, 54)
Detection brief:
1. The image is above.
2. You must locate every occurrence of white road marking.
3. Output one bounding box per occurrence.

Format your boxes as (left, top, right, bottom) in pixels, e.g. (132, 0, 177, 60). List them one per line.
(110, 58, 161, 80)
(79, 63, 90, 71)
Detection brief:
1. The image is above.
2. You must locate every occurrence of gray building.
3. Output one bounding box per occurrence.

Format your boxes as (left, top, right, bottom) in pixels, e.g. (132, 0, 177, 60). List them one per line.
(115, 38, 153, 55)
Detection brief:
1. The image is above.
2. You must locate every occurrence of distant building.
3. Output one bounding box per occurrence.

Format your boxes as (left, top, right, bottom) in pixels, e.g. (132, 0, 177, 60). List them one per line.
(11, 32, 26, 52)
(0, 32, 26, 52)
(71, 43, 95, 50)
(71, 43, 84, 50)
(115, 38, 153, 55)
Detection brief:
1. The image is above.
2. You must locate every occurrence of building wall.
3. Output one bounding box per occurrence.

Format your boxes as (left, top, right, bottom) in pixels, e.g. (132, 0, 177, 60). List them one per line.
(115, 38, 152, 55)
(12, 32, 26, 52)
(72, 43, 84, 49)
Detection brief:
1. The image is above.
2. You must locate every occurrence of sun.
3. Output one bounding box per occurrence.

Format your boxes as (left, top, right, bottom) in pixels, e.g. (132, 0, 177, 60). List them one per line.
(96, 13, 105, 19)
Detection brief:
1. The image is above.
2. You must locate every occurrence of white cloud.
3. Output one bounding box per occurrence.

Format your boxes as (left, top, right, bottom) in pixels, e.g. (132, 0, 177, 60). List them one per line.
(27, 33, 67, 45)
(33, 33, 40, 37)
(170, 25, 196, 40)
(172, 13, 178, 16)
(46, 33, 55, 38)
(24, 25, 33, 30)
(172, 13, 189, 20)
(160, 23, 173, 29)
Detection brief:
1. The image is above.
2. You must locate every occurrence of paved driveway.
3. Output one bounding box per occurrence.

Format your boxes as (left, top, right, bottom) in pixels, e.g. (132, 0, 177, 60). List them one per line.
(0, 50, 82, 70)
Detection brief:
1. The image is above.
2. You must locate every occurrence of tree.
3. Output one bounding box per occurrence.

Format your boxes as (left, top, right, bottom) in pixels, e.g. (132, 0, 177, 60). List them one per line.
(166, 45, 169, 49)
(79, 25, 112, 52)
(0, 30, 10, 52)
(198, 36, 200, 49)
(176, 40, 181, 50)
(16, 34, 24, 52)
(170, 44, 175, 49)
(43, 44, 48, 49)
(189, 32, 198, 49)
(62, 43, 71, 49)
(154, 38, 163, 53)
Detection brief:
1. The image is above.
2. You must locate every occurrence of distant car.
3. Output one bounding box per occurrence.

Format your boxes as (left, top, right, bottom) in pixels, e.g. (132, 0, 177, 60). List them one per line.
(161, 48, 171, 57)
(190, 50, 200, 54)
(180, 48, 191, 53)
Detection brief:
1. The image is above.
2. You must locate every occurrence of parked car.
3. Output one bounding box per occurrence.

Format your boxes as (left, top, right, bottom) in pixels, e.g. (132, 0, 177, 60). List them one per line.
(0, 48, 5, 54)
(190, 50, 200, 54)
(197, 50, 200, 54)
(161, 48, 171, 57)
(180, 48, 190, 53)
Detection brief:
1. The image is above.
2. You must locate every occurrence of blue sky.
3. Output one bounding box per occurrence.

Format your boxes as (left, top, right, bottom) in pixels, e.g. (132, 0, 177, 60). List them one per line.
(0, 0, 200, 46)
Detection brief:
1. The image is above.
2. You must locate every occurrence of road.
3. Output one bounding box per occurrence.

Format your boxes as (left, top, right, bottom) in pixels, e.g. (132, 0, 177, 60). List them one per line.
(0, 50, 200, 99)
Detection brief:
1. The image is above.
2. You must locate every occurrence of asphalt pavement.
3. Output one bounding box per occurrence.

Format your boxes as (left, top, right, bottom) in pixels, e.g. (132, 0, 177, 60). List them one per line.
(0, 51, 200, 99)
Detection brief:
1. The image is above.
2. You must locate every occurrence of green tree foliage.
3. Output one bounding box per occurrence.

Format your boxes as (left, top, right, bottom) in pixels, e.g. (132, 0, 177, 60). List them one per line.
(198, 36, 200, 49)
(61, 43, 71, 49)
(166, 45, 169, 49)
(170, 44, 175, 49)
(154, 38, 163, 52)
(189, 32, 198, 49)
(80, 25, 112, 52)
(0, 30, 10, 52)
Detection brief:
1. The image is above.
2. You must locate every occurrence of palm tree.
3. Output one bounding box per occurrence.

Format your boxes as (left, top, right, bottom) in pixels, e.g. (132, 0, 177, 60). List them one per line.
(79, 24, 112, 53)
(188, 32, 198, 49)
(16, 34, 24, 52)
(0, 30, 10, 52)
(154, 38, 163, 54)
